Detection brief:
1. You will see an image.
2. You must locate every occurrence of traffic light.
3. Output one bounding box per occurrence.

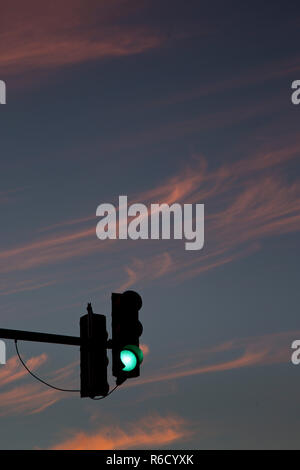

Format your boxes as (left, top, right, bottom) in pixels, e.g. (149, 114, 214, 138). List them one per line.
(80, 303, 109, 398)
(111, 290, 143, 385)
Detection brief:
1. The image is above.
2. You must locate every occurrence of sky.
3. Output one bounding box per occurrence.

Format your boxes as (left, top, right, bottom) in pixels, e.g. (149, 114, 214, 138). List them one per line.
(0, 0, 300, 449)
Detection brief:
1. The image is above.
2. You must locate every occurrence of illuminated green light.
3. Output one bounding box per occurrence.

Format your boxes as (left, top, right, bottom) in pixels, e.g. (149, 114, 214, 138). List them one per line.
(120, 345, 144, 372)
(120, 349, 137, 371)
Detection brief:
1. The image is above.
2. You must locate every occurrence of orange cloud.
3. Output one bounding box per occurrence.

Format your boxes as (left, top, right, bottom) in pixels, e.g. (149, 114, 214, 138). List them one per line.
(0, 139, 299, 291)
(0, 355, 78, 415)
(119, 252, 173, 291)
(0, 227, 102, 274)
(48, 329, 297, 449)
(0, 0, 164, 76)
(0, 329, 295, 417)
(0, 279, 56, 296)
(52, 414, 189, 450)
(0, 383, 62, 416)
(118, 142, 300, 288)
(131, 330, 298, 387)
(0, 353, 47, 387)
(140, 344, 150, 356)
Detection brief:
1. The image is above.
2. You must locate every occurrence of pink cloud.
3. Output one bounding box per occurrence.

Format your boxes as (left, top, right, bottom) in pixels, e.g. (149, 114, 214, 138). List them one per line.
(0, 1, 165, 76)
(52, 414, 190, 450)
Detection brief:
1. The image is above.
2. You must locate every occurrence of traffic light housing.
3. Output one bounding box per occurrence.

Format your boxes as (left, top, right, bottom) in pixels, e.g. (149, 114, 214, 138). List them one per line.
(80, 303, 109, 398)
(111, 290, 143, 385)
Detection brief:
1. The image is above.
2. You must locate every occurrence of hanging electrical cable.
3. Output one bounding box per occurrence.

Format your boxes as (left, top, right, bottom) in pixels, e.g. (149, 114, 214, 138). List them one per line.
(14, 339, 119, 399)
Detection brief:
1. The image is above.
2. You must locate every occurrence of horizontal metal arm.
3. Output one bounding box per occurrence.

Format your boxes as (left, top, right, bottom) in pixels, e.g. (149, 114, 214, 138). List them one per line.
(0, 328, 81, 346)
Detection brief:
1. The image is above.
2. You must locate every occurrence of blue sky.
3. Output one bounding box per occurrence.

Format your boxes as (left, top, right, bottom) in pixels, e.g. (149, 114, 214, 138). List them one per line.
(0, 0, 300, 449)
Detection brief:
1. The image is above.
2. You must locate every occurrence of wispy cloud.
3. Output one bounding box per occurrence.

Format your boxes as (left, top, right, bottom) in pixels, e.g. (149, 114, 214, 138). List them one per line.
(102, 94, 286, 154)
(118, 144, 300, 288)
(0, 383, 62, 416)
(0, 355, 78, 416)
(0, 328, 295, 417)
(0, 279, 56, 296)
(0, 227, 97, 273)
(151, 55, 300, 107)
(0, 1, 165, 77)
(52, 414, 190, 450)
(132, 330, 297, 387)
(0, 354, 47, 387)
(119, 252, 173, 291)
(0, 140, 299, 291)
